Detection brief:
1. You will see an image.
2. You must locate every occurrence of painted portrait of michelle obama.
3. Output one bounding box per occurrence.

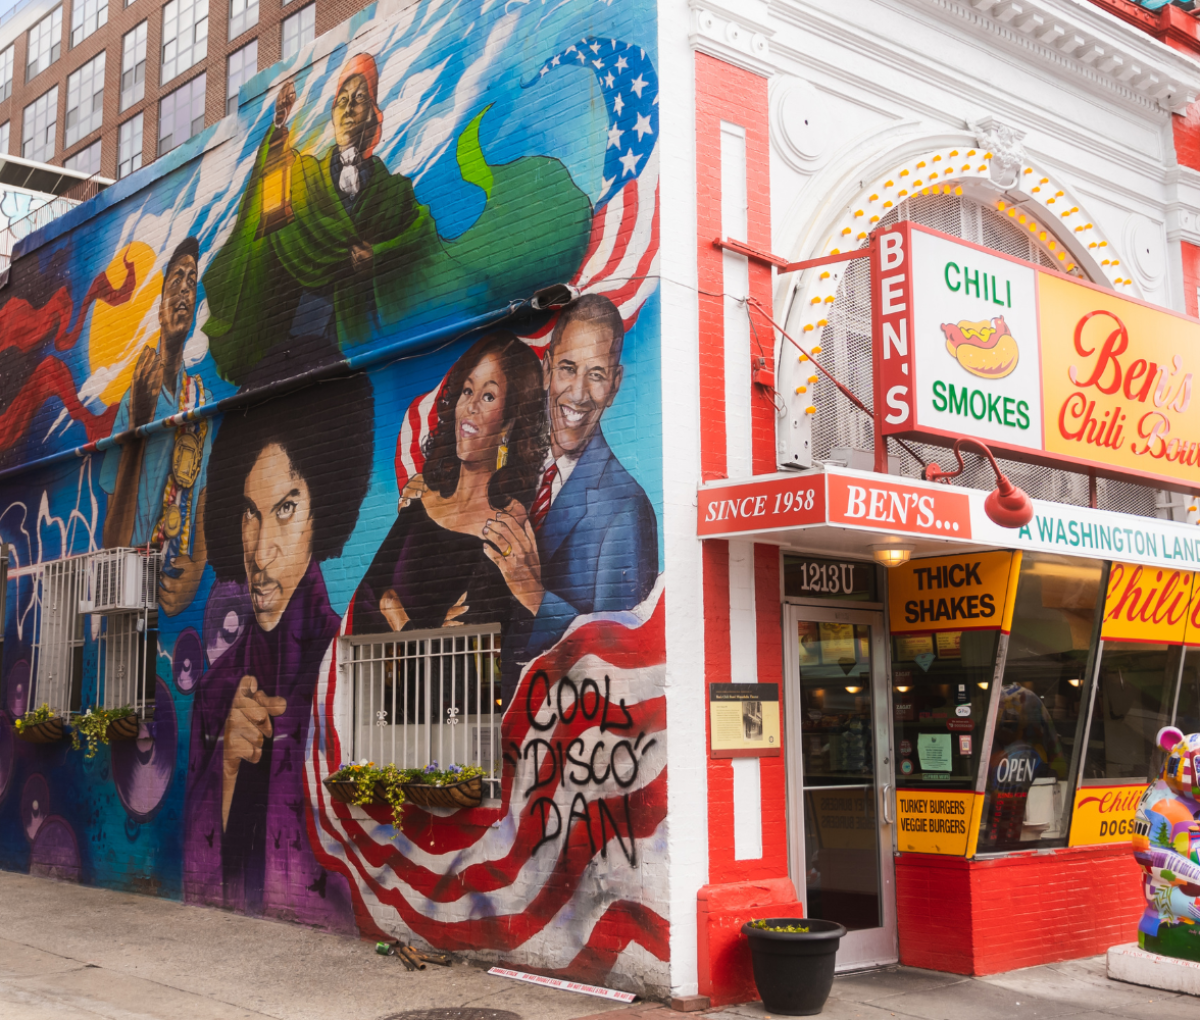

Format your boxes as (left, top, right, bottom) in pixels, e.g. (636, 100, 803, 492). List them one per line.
(351, 331, 547, 642)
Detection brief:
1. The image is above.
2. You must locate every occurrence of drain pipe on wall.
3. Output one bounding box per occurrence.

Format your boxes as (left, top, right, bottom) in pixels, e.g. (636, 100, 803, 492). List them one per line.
(0, 289, 574, 486)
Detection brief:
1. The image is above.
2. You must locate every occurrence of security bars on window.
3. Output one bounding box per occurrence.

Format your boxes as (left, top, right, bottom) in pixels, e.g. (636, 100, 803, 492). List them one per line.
(33, 556, 88, 718)
(99, 610, 157, 715)
(347, 627, 501, 787)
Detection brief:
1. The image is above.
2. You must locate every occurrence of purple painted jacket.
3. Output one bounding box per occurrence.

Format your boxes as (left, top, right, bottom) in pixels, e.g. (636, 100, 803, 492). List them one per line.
(183, 560, 354, 931)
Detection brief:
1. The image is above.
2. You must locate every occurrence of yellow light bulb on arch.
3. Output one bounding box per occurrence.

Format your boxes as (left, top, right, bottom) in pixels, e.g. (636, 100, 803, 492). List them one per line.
(788, 146, 1128, 405)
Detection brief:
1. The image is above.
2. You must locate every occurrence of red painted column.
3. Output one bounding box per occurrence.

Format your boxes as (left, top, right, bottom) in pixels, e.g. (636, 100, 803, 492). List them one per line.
(1182, 240, 1200, 318)
(695, 50, 788, 886)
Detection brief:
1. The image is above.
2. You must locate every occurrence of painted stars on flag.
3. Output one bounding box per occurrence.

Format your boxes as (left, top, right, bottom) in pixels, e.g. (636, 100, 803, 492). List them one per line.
(534, 37, 658, 209)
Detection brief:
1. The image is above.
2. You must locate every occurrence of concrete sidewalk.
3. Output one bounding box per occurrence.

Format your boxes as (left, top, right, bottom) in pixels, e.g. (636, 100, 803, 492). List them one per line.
(0, 871, 1192, 1020)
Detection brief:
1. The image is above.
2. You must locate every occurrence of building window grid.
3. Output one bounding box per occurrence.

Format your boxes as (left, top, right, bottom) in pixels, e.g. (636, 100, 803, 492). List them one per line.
(158, 72, 205, 155)
(65, 51, 105, 147)
(225, 38, 255, 115)
(70, 0, 108, 48)
(118, 113, 142, 176)
(0, 121, 9, 155)
(161, 0, 208, 84)
(22, 86, 58, 163)
(228, 0, 257, 40)
(281, 3, 313, 59)
(0, 45, 12, 102)
(121, 21, 147, 111)
(64, 137, 101, 174)
(27, 7, 62, 81)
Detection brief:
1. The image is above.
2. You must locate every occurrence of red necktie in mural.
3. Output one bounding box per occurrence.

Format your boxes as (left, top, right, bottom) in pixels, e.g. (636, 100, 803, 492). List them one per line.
(531, 463, 558, 530)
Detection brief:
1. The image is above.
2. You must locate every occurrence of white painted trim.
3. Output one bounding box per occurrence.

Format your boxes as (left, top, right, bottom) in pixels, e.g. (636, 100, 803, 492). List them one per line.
(689, 0, 774, 79)
(660, 0, 707, 997)
(732, 756, 764, 860)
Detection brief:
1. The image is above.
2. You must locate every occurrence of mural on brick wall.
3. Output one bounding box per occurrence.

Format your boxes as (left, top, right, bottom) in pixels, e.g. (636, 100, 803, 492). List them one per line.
(0, 0, 664, 993)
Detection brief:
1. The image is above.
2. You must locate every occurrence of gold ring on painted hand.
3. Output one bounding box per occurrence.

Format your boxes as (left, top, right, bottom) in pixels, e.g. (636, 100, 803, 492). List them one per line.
(501, 544, 513, 558)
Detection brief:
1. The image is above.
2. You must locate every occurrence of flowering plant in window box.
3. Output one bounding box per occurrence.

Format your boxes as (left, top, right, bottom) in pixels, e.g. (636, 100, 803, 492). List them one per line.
(401, 761, 486, 810)
(324, 760, 486, 829)
(69, 706, 138, 758)
(13, 704, 66, 744)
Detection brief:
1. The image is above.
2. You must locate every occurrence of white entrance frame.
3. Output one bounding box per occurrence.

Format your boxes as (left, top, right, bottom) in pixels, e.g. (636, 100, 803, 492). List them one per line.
(782, 600, 898, 972)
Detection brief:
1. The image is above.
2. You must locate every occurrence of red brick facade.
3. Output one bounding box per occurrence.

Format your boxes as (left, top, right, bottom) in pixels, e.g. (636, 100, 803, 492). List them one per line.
(896, 847, 1145, 975)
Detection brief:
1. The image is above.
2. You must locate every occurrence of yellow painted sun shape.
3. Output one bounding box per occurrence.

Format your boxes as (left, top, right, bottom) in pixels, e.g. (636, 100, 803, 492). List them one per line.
(87, 242, 161, 408)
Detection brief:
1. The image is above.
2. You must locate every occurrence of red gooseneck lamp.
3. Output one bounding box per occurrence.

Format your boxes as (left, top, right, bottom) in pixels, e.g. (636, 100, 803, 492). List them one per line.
(923, 438, 1034, 529)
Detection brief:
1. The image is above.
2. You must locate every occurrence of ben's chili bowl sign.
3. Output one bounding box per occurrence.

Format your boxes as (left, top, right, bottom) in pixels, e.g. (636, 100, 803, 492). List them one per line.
(697, 466, 1200, 578)
(1041, 274, 1199, 487)
(874, 221, 1200, 492)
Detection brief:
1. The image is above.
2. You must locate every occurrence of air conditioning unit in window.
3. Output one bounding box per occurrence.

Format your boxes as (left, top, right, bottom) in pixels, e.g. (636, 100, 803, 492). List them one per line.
(79, 548, 161, 615)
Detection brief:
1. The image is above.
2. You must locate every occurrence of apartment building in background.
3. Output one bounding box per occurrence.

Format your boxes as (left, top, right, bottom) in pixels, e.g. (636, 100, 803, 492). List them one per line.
(0, 0, 372, 181)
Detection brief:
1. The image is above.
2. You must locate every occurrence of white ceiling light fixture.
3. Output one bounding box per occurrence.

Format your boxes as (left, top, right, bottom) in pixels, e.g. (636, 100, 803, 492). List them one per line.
(870, 542, 916, 568)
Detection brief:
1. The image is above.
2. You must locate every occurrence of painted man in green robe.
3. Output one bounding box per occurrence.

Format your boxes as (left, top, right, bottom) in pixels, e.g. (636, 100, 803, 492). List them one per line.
(202, 53, 593, 384)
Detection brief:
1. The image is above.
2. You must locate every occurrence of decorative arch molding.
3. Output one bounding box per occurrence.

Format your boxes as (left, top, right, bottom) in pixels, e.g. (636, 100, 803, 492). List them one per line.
(778, 128, 1131, 362)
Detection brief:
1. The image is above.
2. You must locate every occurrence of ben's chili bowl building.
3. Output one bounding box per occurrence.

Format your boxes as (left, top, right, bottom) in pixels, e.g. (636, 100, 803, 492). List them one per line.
(9, 0, 1200, 1004)
(666, 0, 1200, 998)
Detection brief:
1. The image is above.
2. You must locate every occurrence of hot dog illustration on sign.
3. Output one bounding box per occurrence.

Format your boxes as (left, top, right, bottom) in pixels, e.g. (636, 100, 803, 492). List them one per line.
(941, 316, 1020, 380)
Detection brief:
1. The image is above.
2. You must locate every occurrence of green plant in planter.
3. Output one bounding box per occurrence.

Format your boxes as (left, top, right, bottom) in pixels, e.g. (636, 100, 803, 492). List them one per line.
(69, 705, 136, 759)
(327, 760, 488, 833)
(14, 703, 56, 734)
(328, 761, 409, 830)
(749, 919, 810, 933)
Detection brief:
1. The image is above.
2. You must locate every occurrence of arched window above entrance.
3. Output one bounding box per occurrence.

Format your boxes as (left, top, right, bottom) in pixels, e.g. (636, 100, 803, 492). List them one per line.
(783, 191, 1167, 520)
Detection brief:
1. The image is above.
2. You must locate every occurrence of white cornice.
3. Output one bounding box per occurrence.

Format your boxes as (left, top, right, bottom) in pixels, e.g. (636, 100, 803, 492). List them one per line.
(689, 0, 776, 78)
(896, 0, 1200, 114)
(763, 10, 1178, 191)
(1162, 164, 1200, 246)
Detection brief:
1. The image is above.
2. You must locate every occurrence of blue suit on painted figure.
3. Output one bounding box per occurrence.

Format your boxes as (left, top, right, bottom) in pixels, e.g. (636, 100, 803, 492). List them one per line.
(495, 296, 658, 700)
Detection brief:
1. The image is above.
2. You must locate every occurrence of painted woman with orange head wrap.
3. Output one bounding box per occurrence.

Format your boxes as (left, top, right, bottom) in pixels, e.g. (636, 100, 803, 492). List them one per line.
(202, 50, 594, 386)
(202, 52, 440, 383)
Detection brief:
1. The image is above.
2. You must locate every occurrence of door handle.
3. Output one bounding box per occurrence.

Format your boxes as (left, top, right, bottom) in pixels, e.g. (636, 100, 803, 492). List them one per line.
(881, 784, 894, 825)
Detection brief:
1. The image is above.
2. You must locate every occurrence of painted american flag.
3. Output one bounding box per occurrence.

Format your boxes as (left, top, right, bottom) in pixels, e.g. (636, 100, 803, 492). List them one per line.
(304, 583, 669, 985)
(302, 38, 668, 986)
(395, 37, 660, 490)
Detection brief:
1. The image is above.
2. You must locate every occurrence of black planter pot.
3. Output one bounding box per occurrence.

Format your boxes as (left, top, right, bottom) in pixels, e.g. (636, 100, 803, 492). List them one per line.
(742, 918, 846, 1016)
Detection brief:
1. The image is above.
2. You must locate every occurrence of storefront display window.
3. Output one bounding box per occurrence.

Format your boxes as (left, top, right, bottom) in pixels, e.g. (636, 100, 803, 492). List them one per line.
(891, 629, 999, 792)
(1174, 649, 1200, 736)
(1081, 642, 1181, 784)
(975, 554, 1103, 854)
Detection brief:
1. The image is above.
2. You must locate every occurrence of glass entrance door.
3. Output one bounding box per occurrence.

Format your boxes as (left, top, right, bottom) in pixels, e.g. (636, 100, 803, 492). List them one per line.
(785, 605, 897, 970)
